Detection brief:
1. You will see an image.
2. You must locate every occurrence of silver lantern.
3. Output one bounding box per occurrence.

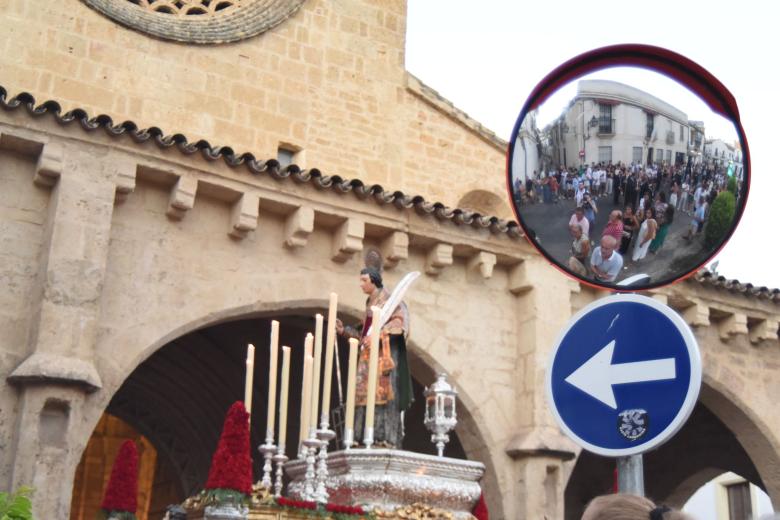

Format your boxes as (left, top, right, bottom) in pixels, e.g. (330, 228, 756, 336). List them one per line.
(423, 374, 458, 457)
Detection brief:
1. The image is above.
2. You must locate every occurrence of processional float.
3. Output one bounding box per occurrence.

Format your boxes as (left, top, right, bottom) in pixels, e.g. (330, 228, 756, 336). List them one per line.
(180, 272, 485, 520)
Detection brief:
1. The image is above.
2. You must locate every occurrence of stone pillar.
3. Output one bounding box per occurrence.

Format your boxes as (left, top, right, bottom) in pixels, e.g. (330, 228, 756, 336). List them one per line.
(514, 454, 572, 520)
(7, 386, 90, 519)
(6, 142, 121, 519)
(507, 257, 580, 519)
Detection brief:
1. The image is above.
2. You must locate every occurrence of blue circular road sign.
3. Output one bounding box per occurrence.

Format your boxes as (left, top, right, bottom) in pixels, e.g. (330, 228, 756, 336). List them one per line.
(546, 294, 701, 457)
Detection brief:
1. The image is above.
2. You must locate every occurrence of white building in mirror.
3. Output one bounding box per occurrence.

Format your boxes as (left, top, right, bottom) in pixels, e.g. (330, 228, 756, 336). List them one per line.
(511, 109, 541, 185)
(546, 79, 691, 169)
(704, 137, 741, 164)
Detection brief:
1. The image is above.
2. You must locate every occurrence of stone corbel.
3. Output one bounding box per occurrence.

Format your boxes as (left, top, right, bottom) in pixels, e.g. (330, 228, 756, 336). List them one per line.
(467, 251, 496, 279)
(33, 142, 64, 188)
(508, 261, 532, 295)
(8, 353, 102, 392)
(717, 312, 748, 341)
(380, 231, 408, 269)
(425, 243, 453, 275)
(505, 428, 577, 461)
(166, 175, 198, 220)
(652, 292, 669, 305)
(284, 206, 314, 248)
(228, 193, 259, 239)
(749, 318, 779, 344)
(681, 300, 710, 328)
(114, 159, 137, 202)
(331, 218, 364, 263)
(566, 278, 582, 294)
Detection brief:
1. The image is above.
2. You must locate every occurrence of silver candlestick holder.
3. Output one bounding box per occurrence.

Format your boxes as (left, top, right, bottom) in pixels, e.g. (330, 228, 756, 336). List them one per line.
(314, 422, 336, 504)
(258, 430, 276, 489)
(363, 426, 374, 449)
(272, 445, 288, 498)
(301, 431, 322, 501)
(342, 427, 354, 450)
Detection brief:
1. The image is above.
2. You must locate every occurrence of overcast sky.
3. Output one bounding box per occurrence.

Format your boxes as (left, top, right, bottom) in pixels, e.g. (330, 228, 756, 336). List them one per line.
(405, 0, 780, 289)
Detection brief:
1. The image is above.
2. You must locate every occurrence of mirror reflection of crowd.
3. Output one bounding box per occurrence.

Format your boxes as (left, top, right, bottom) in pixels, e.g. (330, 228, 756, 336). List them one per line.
(513, 159, 742, 284)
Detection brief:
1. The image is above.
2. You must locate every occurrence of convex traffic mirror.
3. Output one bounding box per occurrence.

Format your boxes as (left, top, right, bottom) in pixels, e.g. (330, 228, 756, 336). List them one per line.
(507, 45, 749, 291)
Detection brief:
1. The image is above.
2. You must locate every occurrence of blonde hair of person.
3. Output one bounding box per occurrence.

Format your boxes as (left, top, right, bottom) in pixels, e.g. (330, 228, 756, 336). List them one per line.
(581, 494, 694, 520)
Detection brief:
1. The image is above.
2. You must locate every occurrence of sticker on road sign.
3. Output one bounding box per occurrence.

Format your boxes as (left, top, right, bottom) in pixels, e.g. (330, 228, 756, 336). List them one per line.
(546, 294, 702, 457)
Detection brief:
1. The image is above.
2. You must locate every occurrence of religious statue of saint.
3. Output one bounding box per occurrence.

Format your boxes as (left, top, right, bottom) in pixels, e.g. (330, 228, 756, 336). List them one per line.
(336, 266, 413, 448)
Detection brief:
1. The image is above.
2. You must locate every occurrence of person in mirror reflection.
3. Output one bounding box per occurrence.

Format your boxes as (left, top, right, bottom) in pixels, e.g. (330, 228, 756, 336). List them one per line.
(632, 207, 657, 262)
(569, 207, 589, 238)
(602, 210, 624, 243)
(568, 224, 590, 277)
(582, 192, 598, 237)
(619, 206, 639, 256)
(590, 235, 623, 283)
(581, 494, 694, 520)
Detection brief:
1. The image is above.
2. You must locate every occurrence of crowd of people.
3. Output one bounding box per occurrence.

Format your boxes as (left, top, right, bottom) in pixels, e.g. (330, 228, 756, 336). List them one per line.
(513, 159, 742, 284)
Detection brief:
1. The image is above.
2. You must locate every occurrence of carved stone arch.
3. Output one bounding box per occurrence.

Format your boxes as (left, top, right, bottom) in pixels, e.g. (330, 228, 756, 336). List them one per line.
(563, 376, 780, 519)
(75, 299, 502, 515)
(697, 376, 780, 506)
(404, 314, 506, 520)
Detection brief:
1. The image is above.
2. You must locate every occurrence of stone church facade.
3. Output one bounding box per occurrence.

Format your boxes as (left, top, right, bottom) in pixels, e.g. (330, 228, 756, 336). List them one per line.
(0, 1, 778, 519)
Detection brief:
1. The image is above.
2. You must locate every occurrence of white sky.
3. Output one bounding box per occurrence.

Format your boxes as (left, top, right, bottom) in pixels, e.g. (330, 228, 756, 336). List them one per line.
(405, 0, 780, 289)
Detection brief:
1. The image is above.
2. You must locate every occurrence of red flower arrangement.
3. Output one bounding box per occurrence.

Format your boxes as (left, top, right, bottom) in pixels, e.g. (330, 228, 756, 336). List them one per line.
(277, 497, 317, 510)
(325, 503, 366, 515)
(100, 440, 139, 515)
(472, 492, 489, 520)
(205, 401, 253, 496)
(275, 497, 366, 517)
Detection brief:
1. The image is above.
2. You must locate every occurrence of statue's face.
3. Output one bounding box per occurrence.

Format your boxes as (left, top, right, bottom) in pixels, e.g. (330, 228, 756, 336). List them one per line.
(359, 274, 375, 295)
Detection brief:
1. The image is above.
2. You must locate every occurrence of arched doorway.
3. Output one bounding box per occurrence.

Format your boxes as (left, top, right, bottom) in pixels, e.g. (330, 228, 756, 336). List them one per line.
(563, 380, 778, 519)
(69, 414, 181, 520)
(70, 311, 488, 517)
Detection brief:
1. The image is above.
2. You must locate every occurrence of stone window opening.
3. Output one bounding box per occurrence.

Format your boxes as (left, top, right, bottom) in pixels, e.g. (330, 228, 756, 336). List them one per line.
(126, 0, 240, 17)
(277, 143, 303, 168)
(81, 0, 307, 44)
(39, 399, 70, 448)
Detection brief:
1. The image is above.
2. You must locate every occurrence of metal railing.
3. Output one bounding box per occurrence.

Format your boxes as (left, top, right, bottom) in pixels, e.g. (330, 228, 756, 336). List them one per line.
(597, 118, 616, 136)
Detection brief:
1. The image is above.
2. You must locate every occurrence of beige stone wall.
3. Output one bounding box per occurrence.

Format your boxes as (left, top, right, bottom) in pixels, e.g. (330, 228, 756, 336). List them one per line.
(0, 0, 508, 212)
(0, 119, 536, 518)
(1, 2, 779, 519)
(2, 110, 780, 520)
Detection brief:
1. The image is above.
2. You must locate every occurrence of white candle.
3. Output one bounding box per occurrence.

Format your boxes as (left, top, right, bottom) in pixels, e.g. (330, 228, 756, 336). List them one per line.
(244, 343, 255, 418)
(321, 293, 338, 423)
(298, 334, 313, 447)
(345, 338, 359, 433)
(310, 314, 324, 430)
(266, 320, 280, 439)
(278, 346, 291, 446)
(365, 306, 382, 436)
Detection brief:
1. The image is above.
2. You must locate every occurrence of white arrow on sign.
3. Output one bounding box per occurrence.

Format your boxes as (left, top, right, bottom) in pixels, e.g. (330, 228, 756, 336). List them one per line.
(565, 340, 676, 409)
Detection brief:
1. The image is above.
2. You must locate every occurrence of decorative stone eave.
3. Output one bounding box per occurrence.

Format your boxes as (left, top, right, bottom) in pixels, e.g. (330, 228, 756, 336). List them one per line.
(0, 87, 524, 239)
(3, 86, 779, 303)
(691, 270, 780, 302)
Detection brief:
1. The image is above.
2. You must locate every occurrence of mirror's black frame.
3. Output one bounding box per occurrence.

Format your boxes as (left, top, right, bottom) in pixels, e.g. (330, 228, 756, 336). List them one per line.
(506, 44, 750, 291)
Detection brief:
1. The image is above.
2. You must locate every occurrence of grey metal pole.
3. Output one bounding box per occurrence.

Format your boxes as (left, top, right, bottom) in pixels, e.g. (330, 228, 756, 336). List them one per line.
(616, 454, 645, 496)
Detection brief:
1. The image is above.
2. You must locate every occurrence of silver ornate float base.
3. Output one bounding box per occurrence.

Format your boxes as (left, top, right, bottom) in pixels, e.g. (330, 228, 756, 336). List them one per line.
(285, 449, 484, 519)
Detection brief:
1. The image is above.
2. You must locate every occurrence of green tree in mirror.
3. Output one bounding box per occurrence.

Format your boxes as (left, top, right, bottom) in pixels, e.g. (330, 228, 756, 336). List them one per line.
(0, 486, 33, 520)
(705, 190, 736, 249)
